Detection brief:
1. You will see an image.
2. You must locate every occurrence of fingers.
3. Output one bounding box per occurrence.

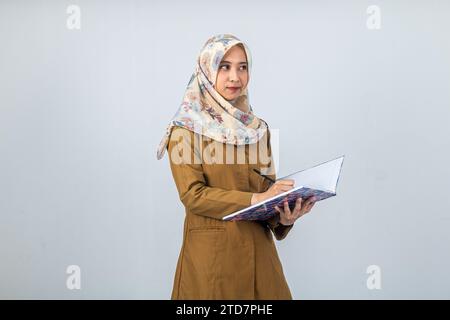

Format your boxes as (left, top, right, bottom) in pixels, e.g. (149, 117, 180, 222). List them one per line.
(277, 196, 317, 225)
(274, 197, 292, 217)
(301, 197, 316, 215)
(274, 179, 295, 186)
(292, 196, 316, 219)
(272, 180, 295, 193)
(292, 197, 303, 218)
(283, 198, 291, 217)
(277, 185, 294, 192)
(268, 180, 295, 199)
(269, 185, 293, 197)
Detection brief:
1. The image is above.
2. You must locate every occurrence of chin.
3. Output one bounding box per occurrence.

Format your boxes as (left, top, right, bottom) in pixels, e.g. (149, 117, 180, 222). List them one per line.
(226, 94, 239, 101)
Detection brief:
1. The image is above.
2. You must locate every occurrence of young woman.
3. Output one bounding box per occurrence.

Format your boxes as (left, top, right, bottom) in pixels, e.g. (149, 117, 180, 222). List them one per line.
(157, 34, 316, 299)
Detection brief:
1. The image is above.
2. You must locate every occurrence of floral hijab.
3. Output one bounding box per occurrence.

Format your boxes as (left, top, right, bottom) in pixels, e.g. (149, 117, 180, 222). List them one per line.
(156, 33, 268, 160)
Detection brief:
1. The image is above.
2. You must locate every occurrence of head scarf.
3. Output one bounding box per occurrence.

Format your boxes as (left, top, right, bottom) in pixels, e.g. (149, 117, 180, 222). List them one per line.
(156, 33, 268, 160)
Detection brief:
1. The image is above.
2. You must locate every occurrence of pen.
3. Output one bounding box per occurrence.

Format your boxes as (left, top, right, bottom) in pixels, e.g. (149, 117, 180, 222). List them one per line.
(252, 168, 276, 184)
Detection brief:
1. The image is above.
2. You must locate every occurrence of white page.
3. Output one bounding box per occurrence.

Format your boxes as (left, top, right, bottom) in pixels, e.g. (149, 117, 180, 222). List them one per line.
(280, 155, 345, 193)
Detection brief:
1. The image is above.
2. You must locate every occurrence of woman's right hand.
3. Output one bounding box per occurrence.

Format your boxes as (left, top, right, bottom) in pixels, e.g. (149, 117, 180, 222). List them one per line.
(251, 179, 295, 205)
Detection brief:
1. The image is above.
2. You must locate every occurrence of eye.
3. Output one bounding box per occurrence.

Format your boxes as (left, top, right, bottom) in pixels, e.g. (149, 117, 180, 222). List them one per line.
(219, 64, 247, 71)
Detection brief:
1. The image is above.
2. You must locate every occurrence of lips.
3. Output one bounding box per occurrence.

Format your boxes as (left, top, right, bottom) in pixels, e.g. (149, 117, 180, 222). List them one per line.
(227, 87, 241, 90)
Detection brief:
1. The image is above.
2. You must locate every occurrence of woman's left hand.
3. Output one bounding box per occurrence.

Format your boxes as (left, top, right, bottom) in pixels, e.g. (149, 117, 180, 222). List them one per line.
(274, 196, 316, 226)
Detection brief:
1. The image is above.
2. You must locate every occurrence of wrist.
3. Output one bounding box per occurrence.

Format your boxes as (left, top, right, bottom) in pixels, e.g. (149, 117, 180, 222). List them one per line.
(278, 215, 292, 227)
(278, 219, 293, 227)
(251, 193, 262, 205)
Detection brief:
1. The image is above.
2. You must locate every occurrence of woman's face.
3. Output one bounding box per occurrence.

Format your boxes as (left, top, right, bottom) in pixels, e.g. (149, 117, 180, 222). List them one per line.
(214, 44, 249, 101)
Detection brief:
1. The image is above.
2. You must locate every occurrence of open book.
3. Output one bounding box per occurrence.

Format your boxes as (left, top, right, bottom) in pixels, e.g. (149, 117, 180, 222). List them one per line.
(222, 155, 345, 221)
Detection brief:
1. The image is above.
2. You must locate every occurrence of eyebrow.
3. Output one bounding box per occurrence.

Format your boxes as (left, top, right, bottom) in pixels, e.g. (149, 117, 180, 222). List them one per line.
(220, 60, 247, 64)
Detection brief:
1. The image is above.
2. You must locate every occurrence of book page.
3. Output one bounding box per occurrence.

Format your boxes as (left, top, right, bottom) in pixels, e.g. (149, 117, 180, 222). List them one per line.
(280, 155, 344, 193)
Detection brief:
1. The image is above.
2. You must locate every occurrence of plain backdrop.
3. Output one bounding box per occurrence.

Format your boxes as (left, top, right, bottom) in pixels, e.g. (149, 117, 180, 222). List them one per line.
(1, 0, 449, 299)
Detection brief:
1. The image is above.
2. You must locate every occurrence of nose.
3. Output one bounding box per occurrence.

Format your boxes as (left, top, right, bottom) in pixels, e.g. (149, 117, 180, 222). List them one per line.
(229, 68, 239, 82)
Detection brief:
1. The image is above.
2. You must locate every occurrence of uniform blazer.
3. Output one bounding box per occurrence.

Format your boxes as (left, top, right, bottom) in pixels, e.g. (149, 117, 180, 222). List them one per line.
(167, 125, 293, 299)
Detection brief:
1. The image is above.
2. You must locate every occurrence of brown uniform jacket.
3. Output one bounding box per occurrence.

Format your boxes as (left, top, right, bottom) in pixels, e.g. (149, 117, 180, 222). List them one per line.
(167, 125, 293, 299)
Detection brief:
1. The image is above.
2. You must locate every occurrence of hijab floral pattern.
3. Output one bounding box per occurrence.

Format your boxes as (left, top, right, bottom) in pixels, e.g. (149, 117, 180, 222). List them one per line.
(156, 34, 268, 160)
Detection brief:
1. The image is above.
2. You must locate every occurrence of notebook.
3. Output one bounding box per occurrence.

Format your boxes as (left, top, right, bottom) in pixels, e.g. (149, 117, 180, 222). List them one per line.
(222, 155, 345, 221)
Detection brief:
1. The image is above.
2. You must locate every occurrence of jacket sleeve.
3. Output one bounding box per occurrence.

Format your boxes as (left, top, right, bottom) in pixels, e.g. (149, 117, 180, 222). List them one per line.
(167, 126, 253, 220)
(260, 127, 294, 241)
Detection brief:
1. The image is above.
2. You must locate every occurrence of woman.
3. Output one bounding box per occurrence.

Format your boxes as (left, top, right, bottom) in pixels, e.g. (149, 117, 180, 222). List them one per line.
(157, 34, 316, 299)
